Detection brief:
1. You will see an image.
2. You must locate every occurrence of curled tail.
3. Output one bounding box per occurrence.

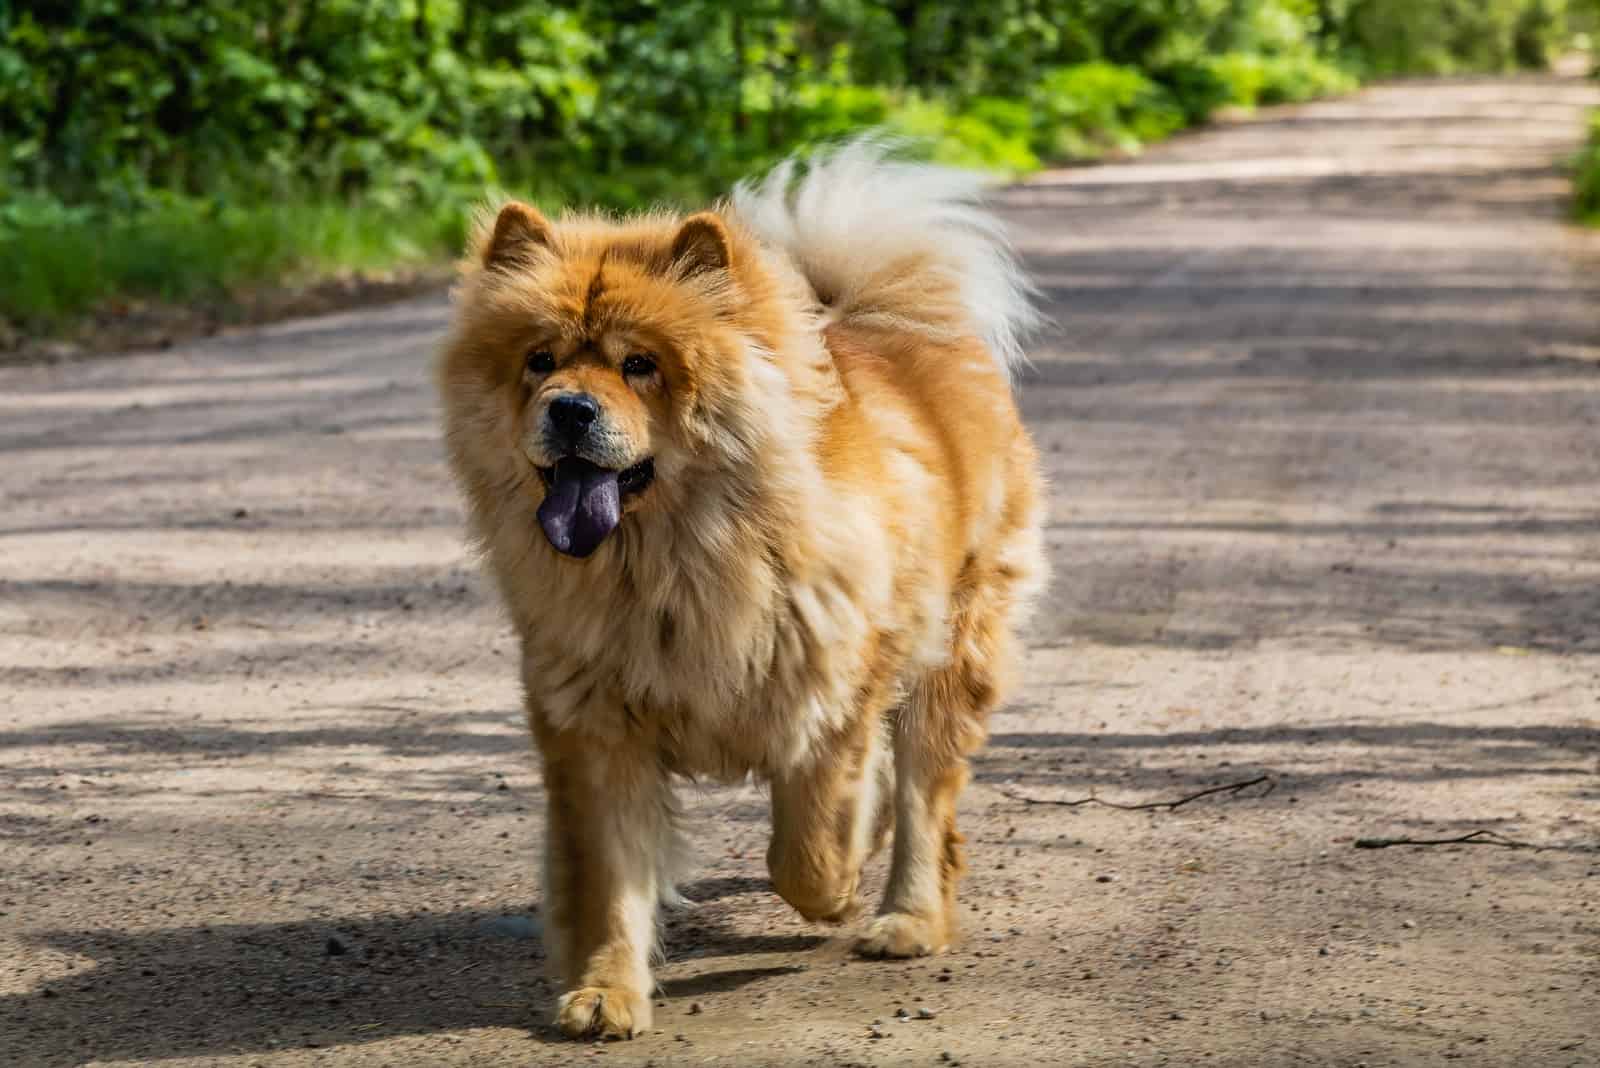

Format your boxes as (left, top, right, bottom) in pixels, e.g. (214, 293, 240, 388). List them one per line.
(730, 138, 1041, 382)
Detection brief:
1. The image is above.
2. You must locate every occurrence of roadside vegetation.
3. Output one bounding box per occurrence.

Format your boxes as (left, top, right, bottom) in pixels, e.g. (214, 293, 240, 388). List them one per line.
(1576, 109, 1600, 222)
(0, 0, 1585, 341)
(1572, 5, 1600, 225)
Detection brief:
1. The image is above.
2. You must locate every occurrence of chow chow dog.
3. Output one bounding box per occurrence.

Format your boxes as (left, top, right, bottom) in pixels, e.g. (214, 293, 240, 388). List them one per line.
(437, 141, 1047, 1039)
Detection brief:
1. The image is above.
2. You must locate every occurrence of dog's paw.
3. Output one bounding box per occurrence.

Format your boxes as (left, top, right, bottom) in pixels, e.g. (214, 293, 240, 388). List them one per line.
(554, 986, 651, 1040)
(769, 859, 862, 926)
(805, 895, 862, 926)
(854, 912, 948, 958)
(783, 879, 862, 926)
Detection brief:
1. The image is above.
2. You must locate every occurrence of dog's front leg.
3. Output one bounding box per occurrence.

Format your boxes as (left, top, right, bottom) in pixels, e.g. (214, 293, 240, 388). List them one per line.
(767, 713, 892, 924)
(534, 717, 669, 1040)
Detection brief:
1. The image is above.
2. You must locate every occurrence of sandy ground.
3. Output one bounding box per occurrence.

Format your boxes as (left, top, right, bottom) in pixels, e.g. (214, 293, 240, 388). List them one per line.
(3, 73, 1599, 1068)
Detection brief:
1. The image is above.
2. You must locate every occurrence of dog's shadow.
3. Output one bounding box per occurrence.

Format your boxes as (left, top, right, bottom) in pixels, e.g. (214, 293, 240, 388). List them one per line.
(4, 893, 824, 1066)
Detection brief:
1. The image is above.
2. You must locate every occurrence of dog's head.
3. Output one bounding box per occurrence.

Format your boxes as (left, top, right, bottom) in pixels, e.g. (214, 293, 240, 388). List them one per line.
(443, 201, 787, 560)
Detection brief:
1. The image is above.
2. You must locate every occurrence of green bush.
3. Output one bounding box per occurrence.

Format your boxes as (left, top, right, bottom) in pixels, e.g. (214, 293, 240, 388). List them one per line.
(1330, 0, 1573, 76)
(1152, 59, 1237, 125)
(1208, 53, 1358, 108)
(0, 0, 1580, 335)
(1029, 63, 1186, 160)
(887, 97, 1041, 174)
(1208, 54, 1271, 107)
(1575, 110, 1600, 223)
(13, 0, 1563, 211)
(1258, 56, 1359, 106)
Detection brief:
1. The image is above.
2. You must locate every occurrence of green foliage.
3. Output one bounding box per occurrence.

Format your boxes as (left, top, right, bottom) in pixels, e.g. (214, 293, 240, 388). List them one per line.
(1207, 52, 1356, 108)
(1326, 0, 1574, 76)
(11, 0, 1565, 208)
(889, 96, 1042, 173)
(1029, 63, 1186, 160)
(1575, 111, 1600, 224)
(0, 0, 1583, 331)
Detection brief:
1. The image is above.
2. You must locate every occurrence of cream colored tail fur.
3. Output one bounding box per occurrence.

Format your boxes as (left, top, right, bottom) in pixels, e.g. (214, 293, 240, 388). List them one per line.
(730, 139, 1041, 381)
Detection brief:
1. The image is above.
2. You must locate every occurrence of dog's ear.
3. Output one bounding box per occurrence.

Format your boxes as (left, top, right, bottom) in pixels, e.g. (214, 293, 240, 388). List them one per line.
(482, 201, 551, 269)
(670, 213, 732, 278)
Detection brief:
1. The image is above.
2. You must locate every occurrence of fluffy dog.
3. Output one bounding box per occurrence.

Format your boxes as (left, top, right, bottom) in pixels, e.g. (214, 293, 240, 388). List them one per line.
(437, 142, 1048, 1040)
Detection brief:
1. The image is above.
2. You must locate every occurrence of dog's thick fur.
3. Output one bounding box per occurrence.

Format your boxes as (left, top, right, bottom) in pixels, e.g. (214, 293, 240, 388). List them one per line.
(438, 142, 1048, 1040)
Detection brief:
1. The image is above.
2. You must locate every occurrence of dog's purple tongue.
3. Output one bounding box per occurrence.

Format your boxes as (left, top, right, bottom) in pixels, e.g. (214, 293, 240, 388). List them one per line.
(537, 458, 621, 558)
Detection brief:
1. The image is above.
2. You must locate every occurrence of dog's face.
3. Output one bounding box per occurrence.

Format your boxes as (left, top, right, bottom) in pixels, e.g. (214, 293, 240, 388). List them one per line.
(520, 321, 669, 557)
(448, 202, 753, 559)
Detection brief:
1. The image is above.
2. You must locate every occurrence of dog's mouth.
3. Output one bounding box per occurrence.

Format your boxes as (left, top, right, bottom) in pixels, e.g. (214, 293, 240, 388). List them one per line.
(534, 457, 655, 558)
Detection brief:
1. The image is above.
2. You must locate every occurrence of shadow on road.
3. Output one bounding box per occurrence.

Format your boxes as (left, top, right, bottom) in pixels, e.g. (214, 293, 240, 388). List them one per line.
(976, 718, 1600, 802)
(0, 899, 806, 1067)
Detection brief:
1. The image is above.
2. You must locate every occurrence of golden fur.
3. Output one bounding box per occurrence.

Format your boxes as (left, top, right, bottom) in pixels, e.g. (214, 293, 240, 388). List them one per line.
(437, 142, 1047, 1039)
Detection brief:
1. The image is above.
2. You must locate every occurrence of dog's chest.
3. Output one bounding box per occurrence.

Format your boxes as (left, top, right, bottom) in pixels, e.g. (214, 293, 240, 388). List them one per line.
(528, 566, 881, 776)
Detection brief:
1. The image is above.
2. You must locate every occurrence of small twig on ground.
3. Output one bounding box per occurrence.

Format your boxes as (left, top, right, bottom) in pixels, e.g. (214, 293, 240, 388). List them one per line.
(998, 774, 1275, 812)
(1353, 830, 1536, 850)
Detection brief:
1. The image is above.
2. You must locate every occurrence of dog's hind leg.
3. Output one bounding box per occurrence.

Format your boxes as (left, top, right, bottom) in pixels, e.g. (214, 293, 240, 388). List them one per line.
(853, 703, 976, 957)
(766, 710, 892, 924)
(857, 564, 1020, 958)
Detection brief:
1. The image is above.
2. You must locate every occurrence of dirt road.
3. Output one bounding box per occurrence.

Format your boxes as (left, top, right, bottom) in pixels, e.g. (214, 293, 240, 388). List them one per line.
(4, 73, 1598, 1068)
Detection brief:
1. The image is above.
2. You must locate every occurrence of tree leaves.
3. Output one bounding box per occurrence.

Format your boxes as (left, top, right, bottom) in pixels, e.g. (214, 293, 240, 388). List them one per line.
(0, 0, 1574, 207)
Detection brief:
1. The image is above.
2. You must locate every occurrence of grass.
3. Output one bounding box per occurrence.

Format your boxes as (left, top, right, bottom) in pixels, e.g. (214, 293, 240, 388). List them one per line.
(0, 56, 1360, 340)
(0, 191, 470, 330)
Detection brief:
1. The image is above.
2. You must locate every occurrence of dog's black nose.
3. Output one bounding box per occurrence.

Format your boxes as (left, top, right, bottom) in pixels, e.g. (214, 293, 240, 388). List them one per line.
(548, 393, 600, 439)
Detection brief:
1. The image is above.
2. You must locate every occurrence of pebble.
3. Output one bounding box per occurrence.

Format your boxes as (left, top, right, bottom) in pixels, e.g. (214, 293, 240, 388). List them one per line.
(1318, 946, 1331, 957)
(868, 1026, 887, 1040)
(895, 1007, 910, 1019)
(325, 935, 348, 957)
(1095, 874, 1117, 883)
(1401, 919, 1417, 929)
(1169, 1011, 1185, 1020)
(917, 1007, 936, 1020)
(688, 1002, 702, 1016)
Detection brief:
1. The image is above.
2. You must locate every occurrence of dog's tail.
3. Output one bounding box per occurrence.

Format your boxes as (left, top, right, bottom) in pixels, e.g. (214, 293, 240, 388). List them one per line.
(730, 138, 1041, 382)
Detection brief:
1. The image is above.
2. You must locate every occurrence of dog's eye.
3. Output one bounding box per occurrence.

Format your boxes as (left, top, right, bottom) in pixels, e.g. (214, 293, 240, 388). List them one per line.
(622, 353, 656, 377)
(526, 349, 556, 375)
